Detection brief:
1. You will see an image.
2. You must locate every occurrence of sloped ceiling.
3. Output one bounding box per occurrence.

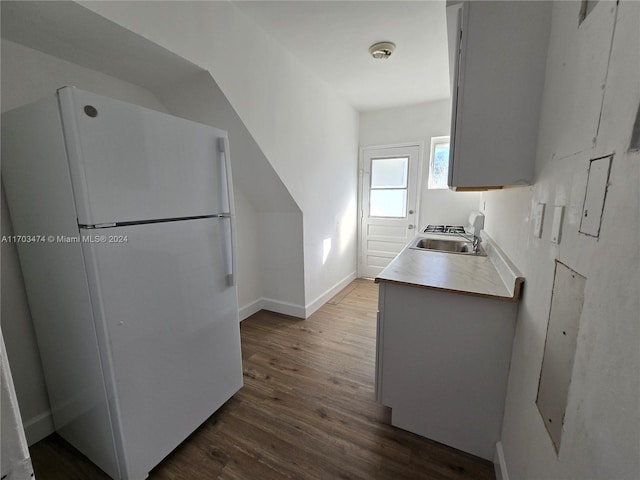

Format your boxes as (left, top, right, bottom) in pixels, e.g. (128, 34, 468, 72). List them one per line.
(1, 1, 202, 90)
(1, 0, 300, 214)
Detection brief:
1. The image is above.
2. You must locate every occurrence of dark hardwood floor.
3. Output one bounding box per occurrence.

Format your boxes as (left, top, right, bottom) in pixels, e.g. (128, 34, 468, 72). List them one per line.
(29, 279, 495, 480)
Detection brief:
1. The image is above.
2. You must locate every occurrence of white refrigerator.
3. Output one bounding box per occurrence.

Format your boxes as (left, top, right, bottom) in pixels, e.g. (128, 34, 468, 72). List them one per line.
(2, 87, 244, 479)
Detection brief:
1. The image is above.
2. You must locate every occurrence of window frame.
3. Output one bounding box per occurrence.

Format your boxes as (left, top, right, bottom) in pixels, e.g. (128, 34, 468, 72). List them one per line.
(428, 136, 451, 190)
(368, 155, 410, 218)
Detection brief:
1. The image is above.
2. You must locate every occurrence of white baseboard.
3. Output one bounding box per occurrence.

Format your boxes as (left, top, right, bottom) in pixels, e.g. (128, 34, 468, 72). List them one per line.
(261, 298, 306, 318)
(238, 272, 358, 321)
(494, 441, 509, 480)
(238, 298, 263, 321)
(239, 297, 306, 320)
(304, 272, 357, 318)
(23, 410, 54, 446)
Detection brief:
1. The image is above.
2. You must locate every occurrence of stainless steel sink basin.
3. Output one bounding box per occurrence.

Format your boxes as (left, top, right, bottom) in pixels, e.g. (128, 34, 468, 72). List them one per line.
(410, 237, 486, 256)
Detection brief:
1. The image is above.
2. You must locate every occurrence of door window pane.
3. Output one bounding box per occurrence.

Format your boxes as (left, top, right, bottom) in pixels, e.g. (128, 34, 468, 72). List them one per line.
(370, 190, 407, 218)
(369, 156, 409, 218)
(371, 157, 408, 188)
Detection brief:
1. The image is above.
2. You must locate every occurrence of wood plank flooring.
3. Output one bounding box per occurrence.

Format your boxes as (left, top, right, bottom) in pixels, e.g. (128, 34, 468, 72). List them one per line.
(29, 279, 495, 480)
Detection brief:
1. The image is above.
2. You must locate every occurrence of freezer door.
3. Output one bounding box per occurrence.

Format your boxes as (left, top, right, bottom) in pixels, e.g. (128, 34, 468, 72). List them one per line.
(81, 218, 243, 479)
(58, 87, 230, 226)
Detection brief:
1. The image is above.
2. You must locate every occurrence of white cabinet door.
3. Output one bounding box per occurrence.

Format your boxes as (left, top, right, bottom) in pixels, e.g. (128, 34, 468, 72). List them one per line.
(376, 282, 517, 460)
(448, 1, 551, 189)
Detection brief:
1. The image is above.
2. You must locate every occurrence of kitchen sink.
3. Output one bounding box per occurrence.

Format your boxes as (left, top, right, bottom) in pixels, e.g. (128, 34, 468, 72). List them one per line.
(410, 237, 486, 256)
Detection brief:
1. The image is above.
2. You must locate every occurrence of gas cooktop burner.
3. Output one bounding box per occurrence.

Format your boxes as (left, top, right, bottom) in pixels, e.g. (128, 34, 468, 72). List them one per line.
(423, 225, 466, 234)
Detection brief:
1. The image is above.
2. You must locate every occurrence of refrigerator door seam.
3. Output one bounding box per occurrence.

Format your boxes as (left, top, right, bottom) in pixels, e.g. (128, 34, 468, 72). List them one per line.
(79, 214, 221, 229)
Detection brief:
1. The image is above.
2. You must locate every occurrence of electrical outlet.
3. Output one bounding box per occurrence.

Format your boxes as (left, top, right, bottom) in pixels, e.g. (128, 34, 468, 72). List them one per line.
(534, 203, 545, 238)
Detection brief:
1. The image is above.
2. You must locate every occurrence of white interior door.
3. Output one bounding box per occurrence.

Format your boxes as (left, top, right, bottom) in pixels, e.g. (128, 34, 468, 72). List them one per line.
(359, 145, 421, 278)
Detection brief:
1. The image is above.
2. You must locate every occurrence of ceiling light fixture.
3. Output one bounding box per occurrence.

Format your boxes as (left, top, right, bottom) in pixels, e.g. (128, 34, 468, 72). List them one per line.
(369, 42, 396, 60)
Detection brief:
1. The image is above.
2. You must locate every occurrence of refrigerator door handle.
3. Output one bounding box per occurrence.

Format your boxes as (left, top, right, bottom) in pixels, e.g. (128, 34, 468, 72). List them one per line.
(217, 138, 234, 286)
(221, 216, 234, 286)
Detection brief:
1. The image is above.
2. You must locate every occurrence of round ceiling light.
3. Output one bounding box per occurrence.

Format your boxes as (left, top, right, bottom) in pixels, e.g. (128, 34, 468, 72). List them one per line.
(369, 42, 396, 60)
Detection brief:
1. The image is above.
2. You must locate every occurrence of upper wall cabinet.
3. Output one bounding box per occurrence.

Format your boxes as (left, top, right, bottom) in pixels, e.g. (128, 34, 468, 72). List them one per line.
(447, 1, 552, 190)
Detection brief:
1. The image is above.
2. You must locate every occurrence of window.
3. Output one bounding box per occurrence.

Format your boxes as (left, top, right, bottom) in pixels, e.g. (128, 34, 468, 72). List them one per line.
(369, 156, 409, 217)
(428, 136, 450, 189)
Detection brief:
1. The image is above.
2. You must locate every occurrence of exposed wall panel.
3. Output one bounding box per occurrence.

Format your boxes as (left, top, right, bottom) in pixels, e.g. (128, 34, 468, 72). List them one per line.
(535, 1, 616, 170)
(536, 261, 586, 452)
(579, 155, 612, 237)
(484, 2, 640, 479)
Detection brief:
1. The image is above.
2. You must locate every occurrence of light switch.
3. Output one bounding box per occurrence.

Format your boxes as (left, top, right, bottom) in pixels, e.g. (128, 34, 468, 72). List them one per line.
(551, 206, 564, 244)
(533, 203, 545, 238)
(579, 155, 612, 237)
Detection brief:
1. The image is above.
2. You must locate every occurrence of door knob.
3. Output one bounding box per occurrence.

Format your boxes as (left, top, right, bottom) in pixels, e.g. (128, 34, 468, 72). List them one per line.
(408, 225, 414, 230)
(409, 210, 414, 214)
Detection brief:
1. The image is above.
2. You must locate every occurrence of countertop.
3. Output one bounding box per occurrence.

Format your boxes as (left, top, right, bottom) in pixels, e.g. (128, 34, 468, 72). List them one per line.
(375, 231, 524, 301)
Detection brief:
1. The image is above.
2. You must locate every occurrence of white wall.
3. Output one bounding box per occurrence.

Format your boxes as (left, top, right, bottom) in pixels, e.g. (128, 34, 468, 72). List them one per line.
(0, 40, 169, 114)
(80, 0, 360, 312)
(484, 2, 640, 479)
(259, 213, 306, 312)
(1, 186, 51, 444)
(0, 39, 176, 445)
(359, 100, 481, 228)
(233, 189, 263, 314)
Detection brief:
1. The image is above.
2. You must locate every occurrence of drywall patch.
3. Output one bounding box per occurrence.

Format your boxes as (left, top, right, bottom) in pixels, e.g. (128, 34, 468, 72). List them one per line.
(630, 103, 640, 151)
(536, 261, 586, 454)
(579, 154, 612, 237)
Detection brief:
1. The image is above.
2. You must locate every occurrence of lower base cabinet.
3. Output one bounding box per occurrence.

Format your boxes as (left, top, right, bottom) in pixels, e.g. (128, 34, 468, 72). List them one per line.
(375, 281, 518, 460)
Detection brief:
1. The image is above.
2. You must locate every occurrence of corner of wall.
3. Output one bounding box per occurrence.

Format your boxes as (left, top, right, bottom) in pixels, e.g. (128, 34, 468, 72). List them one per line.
(494, 441, 509, 480)
(304, 271, 357, 318)
(22, 411, 54, 446)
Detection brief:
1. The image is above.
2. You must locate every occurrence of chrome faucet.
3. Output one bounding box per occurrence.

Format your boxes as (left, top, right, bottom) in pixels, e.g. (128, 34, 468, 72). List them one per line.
(472, 235, 481, 254)
(457, 232, 482, 254)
